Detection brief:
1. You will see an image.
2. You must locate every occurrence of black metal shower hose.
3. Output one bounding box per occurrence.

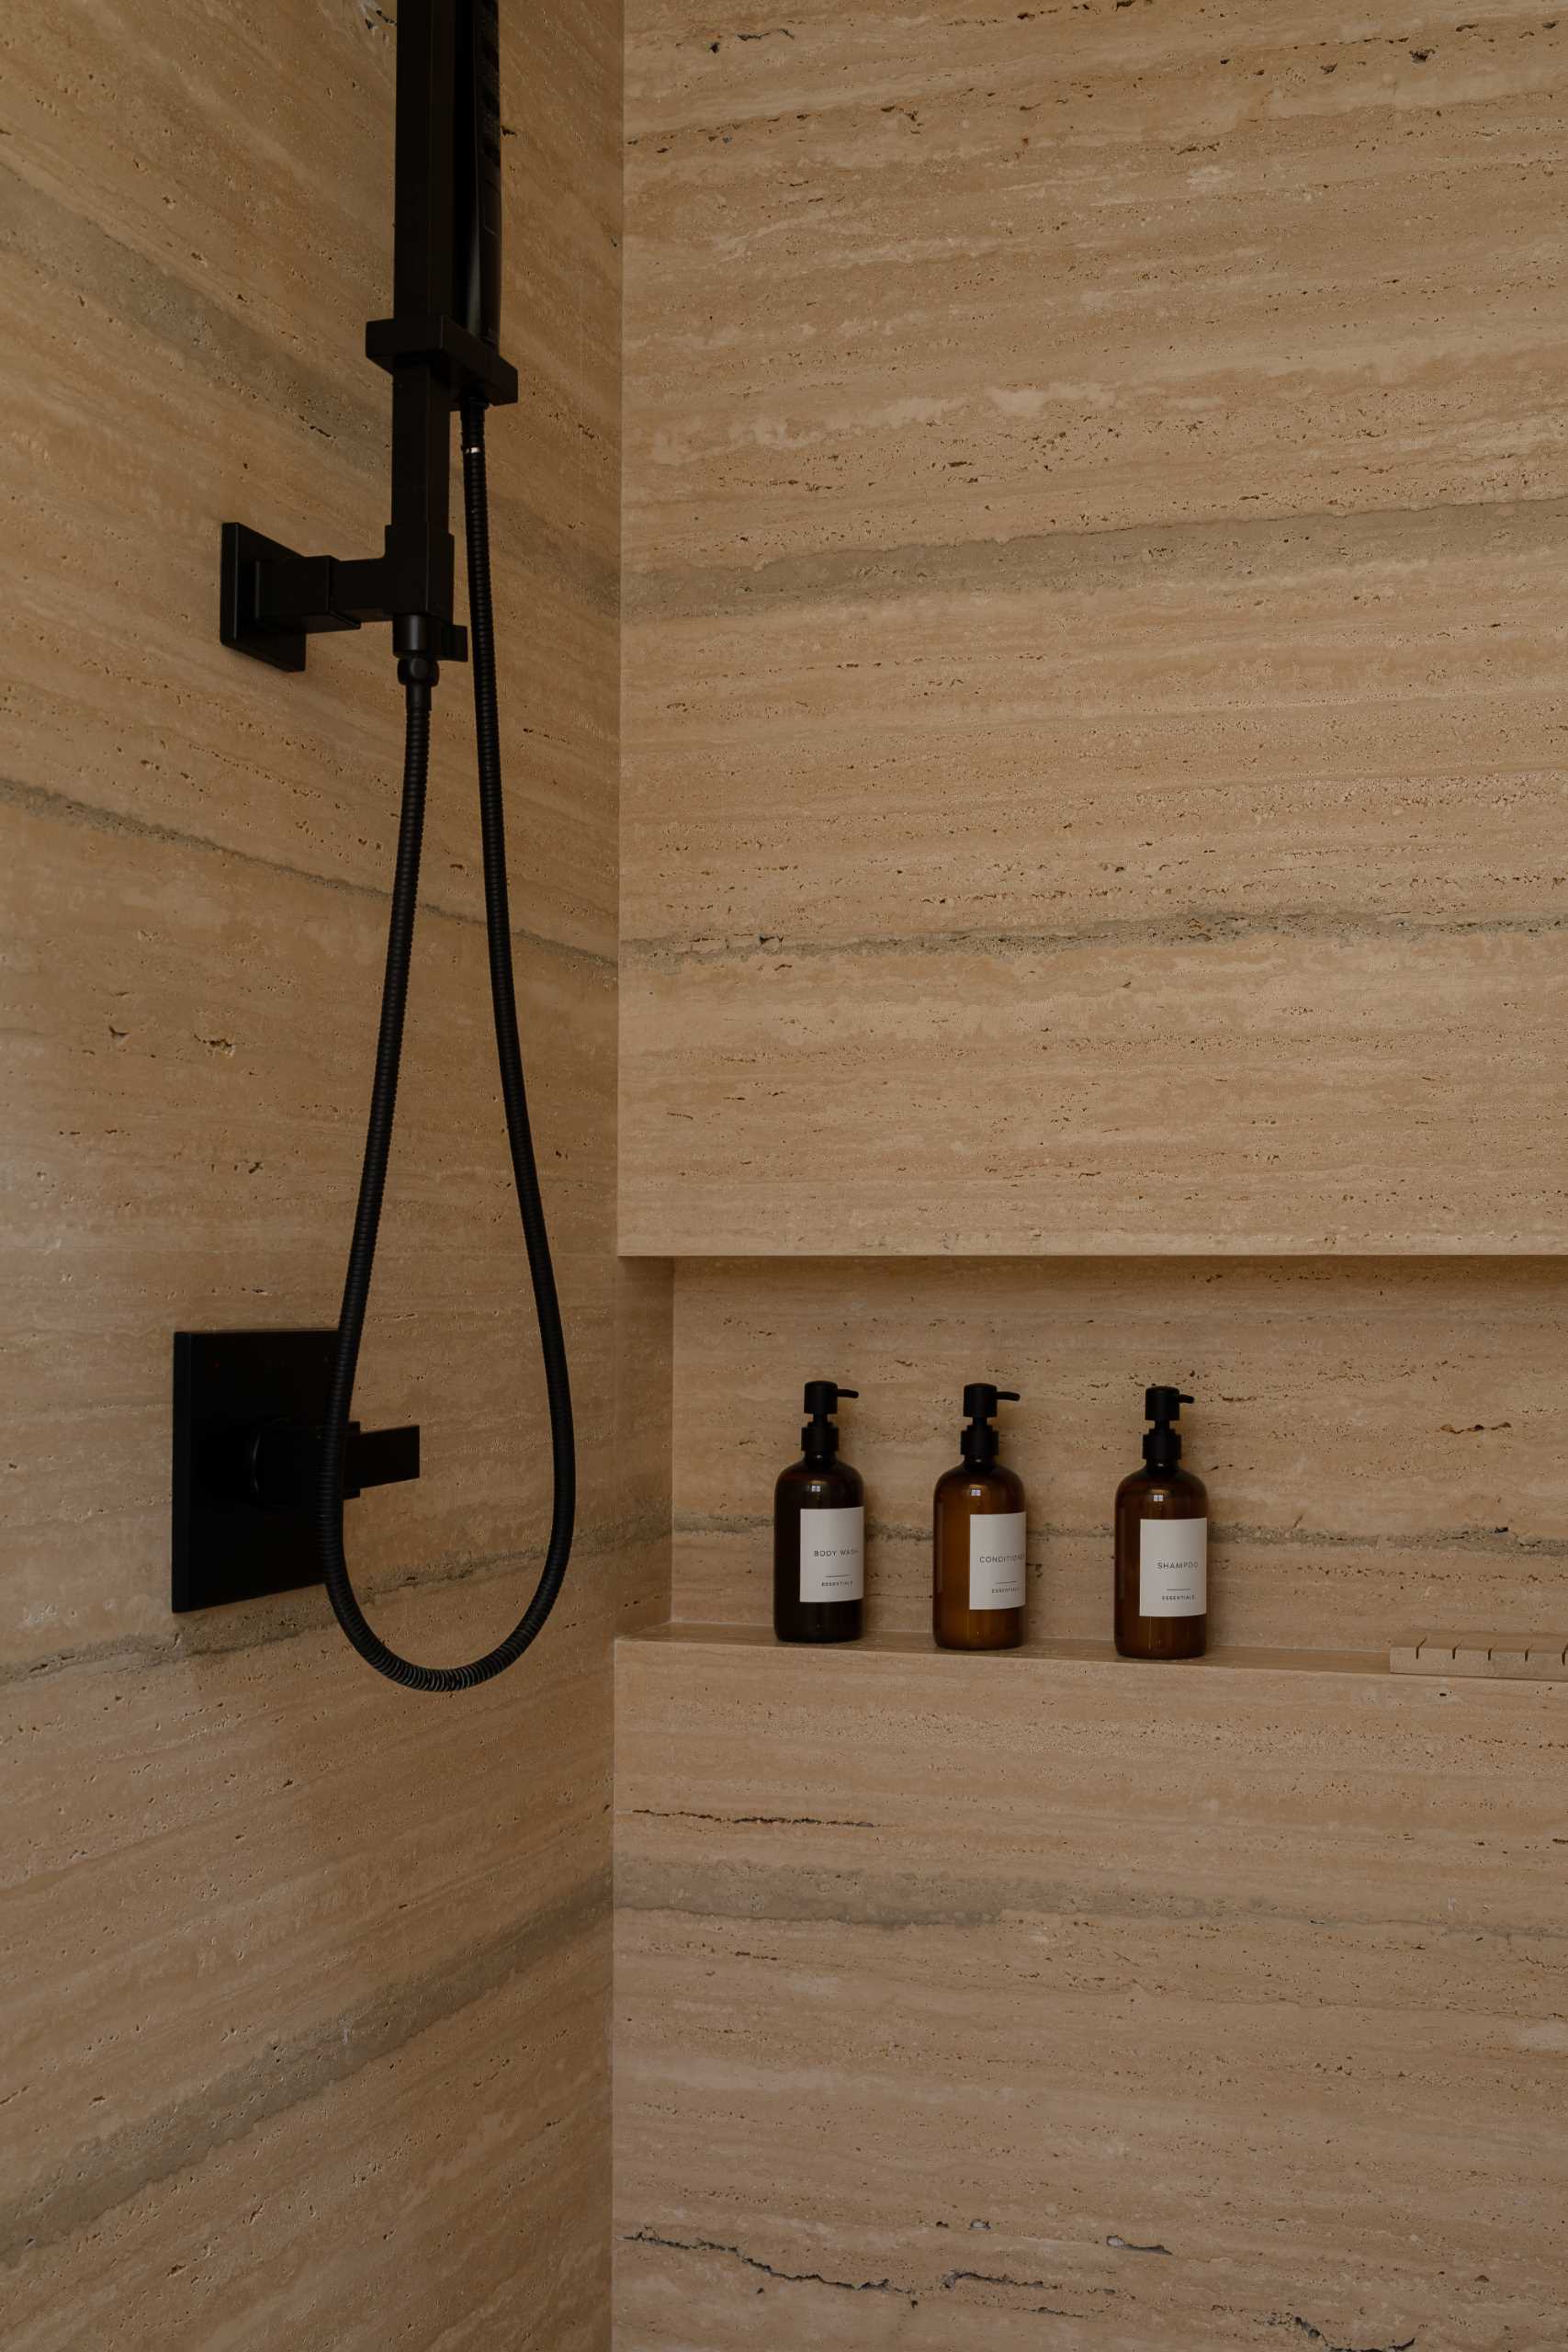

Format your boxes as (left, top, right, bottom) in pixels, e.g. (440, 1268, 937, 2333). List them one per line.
(313, 394, 575, 1690)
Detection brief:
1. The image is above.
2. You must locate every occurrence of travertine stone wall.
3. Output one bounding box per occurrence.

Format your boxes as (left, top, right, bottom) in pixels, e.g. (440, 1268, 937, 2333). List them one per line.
(620, 1, 1568, 1254)
(615, 9, 1568, 2346)
(669, 1256, 1567, 1649)
(1, 5, 654, 2346)
(615, 1628, 1568, 2351)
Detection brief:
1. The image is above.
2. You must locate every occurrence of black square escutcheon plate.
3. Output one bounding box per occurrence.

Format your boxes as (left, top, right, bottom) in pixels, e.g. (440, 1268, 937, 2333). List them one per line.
(171, 1330, 420, 1611)
(171, 1329, 337, 1611)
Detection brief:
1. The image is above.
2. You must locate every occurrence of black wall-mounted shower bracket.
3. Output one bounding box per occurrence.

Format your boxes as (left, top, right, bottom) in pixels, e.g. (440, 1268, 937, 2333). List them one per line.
(219, 521, 473, 674)
(219, 0, 517, 673)
(171, 1330, 421, 1611)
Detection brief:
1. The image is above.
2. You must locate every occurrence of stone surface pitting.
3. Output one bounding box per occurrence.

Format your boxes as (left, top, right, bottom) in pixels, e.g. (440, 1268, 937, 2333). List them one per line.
(621, 0, 1568, 1254)
(624, 7, 1568, 565)
(614, 1626, 1568, 2350)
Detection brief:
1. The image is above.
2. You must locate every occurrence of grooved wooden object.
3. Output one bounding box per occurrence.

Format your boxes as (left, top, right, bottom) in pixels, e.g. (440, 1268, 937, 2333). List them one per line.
(1392, 1631, 1568, 1678)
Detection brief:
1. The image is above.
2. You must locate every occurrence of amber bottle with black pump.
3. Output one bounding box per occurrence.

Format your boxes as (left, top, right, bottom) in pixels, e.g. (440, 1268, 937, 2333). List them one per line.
(773, 1381, 864, 1644)
(933, 1385, 1026, 1651)
(1114, 1385, 1207, 1660)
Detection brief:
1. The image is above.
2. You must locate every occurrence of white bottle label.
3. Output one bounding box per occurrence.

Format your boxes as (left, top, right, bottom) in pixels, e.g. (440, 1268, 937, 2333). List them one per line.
(1139, 1519, 1207, 1617)
(969, 1512, 1026, 1611)
(799, 1506, 864, 1604)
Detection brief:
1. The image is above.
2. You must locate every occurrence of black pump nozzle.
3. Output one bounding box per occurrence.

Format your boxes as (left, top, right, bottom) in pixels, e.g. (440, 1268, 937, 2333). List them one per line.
(963, 1383, 1020, 1420)
(801, 1381, 858, 1459)
(804, 1381, 856, 1418)
(961, 1384, 1020, 1465)
(1143, 1385, 1194, 1469)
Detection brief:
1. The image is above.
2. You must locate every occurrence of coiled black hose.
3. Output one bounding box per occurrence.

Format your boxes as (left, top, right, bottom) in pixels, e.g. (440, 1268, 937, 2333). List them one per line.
(313, 395, 576, 1690)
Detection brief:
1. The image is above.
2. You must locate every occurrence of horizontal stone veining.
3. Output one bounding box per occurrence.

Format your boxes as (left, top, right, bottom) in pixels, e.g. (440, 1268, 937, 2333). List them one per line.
(3, 1871, 609, 2267)
(613, 1631, 1568, 2349)
(3, 2, 634, 2346)
(623, 495, 1568, 622)
(621, 0, 1568, 1256)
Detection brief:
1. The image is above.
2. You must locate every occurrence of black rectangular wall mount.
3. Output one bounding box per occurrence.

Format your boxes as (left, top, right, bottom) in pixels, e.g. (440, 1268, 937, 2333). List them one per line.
(171, 1330, 419, 1612)
(220, 524, 317, 672)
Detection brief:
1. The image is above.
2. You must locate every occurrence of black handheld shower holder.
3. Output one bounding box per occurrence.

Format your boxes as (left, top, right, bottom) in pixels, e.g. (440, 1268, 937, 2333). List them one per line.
(220, 0, 516, 673)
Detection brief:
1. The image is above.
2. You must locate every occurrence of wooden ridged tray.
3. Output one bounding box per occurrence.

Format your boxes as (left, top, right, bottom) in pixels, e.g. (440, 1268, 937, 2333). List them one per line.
(1391, 1632, 1568, 1679)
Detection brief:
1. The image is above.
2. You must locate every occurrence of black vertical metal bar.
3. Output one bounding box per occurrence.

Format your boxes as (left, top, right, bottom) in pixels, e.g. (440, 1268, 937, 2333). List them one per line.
(385, 0, 457, 623)
(386, 370, 457, 621)
(393, 0, 457, 320)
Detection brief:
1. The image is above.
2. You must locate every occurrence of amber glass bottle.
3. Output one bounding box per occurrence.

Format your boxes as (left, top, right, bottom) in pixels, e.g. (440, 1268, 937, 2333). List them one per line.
(933, 1385, 1026, 1651)
(773, 1381, 864, 1644)
(1114, 1385, 1207, 1660)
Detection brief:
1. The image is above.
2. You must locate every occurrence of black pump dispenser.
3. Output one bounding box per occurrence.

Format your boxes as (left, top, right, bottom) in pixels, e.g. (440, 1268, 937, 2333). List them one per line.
(961, 1384, 1020, 1466)
(775, 1382, 864, 1644)
(1116, 1384, 1208, 1659)
(802, 1381, 857, 1461)
(1142, 1385, 1194, 1472)
(934, 1384, 1027, 1649)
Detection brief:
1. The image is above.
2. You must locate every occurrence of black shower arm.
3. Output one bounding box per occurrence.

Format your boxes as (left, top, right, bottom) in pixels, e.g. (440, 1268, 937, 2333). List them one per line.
(220, 0, 517, 671)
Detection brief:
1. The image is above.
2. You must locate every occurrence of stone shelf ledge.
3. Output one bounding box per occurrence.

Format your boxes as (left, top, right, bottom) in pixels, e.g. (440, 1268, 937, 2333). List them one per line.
(626, 1618, 1402, 1686)
(626, 1621, 1568, 1697)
